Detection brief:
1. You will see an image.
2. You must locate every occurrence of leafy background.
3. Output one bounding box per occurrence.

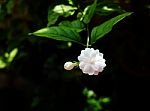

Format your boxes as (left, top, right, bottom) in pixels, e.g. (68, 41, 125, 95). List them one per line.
(0, 0, 150, 111)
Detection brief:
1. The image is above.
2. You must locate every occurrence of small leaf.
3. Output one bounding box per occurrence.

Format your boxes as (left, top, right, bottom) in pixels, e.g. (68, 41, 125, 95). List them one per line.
(83, 0, 97, 24)
(7, 48, 18, 62)
(95, 2, 125, 16)
(47, 10, 60, 26)
(47, 4, 77, 26)
(101, 97, 110, 104)
(0, 58, 7, 69)
(59, 20, 85, 32)
(67, 0, 74, 5)
(91, 12, 133, 44)
(53, 4, 77, 17)
(31, 26, 82, 44)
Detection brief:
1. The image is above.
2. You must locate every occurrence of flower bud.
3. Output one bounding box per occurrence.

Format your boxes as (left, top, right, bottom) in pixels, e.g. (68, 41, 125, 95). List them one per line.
(64, 62, 76, 70)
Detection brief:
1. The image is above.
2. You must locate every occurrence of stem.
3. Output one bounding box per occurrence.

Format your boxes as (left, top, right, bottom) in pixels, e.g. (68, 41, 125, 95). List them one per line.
(86, 24, 90, 48)
(86, 35, 89, 48)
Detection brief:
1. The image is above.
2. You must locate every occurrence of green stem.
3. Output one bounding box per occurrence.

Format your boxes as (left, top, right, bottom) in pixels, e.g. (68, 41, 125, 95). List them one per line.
(86, 24, 90, 48)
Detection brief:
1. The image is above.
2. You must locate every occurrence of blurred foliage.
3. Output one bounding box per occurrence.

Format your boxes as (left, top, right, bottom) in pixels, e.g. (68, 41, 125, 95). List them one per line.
(83, 87, 111, 111)
(0, 48, 18, 68)
(0, 0, 126, 111)
(1, 0, 149, 111)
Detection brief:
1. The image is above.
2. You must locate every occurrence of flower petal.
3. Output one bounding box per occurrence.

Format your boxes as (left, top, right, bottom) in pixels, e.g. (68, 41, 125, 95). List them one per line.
(82, 64, 95, 75)
(78, 48, 106, 75)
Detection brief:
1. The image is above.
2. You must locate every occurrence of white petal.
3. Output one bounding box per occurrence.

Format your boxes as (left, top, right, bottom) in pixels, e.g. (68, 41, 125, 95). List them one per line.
(78, 48, 106, 75)
(78, 55, 88, 62)
(93, 71, 99, 75)
(79, 62, 86, 69)
(82, 64, 95, 75)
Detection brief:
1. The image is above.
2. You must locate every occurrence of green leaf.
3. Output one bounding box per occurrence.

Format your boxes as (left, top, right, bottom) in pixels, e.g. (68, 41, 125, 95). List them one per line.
(47, 10, 60, 26)
(0, 58, 7, 69)
(31, 26, 82, 44)
(100, 97, 110, 104)
(7, 48, 18, 62)
(6, 0, 15, 14)
(83, 0, 97, 24)
(68, 0, 73, 5)
(47, 4, 77, 26)
(53, 4, 77, 17)
(59, 20, 85, 32)
(87, 99, 102, 110)
(91, 12, 133, 44)
(0, 48, 18, 69)
(95, 2, 125, 16)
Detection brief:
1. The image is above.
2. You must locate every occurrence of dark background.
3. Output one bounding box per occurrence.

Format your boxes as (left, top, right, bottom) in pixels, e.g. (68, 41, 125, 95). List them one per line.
(0, 0, 150, 111)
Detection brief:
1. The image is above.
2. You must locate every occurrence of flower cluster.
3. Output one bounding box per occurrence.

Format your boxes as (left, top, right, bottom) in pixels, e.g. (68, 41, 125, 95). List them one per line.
(64, 48, 106, 75)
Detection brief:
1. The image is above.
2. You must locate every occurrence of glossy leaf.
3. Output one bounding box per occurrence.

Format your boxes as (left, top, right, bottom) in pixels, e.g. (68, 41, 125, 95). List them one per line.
(31, 26, 82, 44)
(91, 12, 133, 44)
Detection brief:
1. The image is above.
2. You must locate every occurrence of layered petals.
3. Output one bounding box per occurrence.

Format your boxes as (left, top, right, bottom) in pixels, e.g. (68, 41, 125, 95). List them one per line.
(78, 48, 106, 75)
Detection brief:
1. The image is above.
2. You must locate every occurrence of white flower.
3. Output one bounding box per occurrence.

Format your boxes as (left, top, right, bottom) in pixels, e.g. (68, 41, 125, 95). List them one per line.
(78, 48, 106, 75)
(64, 62, 77, 70)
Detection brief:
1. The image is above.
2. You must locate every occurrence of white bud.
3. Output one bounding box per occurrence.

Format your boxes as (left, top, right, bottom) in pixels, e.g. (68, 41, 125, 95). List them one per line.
(64, 62, 76, 70)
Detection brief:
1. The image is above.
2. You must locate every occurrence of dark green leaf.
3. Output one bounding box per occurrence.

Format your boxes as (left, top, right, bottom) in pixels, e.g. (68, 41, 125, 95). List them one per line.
(71, 20, 84, 30)
(91, 12, 133, 44)
(30, 26, 82, 44)
(6, 0, 15, 14)
(83, 0, 97, 24)
(59, 21, 70, 26)
(95, 2, 125, 16)
(47, 10, 60, 26)
(59, 20, 85, 32)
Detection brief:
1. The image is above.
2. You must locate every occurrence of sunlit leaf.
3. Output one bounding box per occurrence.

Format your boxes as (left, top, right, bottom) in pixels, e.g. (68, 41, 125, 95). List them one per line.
(7, 48, 18, 62)
(0, 48, 18, 69)
(68, 0, 73, 5)
(101, 97, 111, 104)
(95, 2, 124, 16)
(0, 58, 7, 69)
(91, 12, 133, 44)
(31, 26, 82, 44)
(53, 4, 77, 17)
